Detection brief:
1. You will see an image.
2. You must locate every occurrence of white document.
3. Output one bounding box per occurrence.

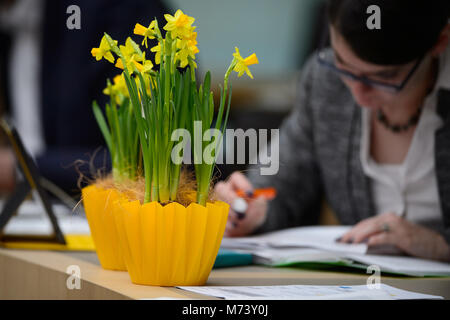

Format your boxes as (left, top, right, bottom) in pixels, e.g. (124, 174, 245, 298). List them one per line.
(252, 247, 346, 265)
(3, 214, 91, 235)
(1, 201, 90, 235)
(267, 226, 367, 254)
(221, 226, 367, 255)
(220, 225, 450, 276)
(178, 284, 443, 300)
(346, 253, 450, 277)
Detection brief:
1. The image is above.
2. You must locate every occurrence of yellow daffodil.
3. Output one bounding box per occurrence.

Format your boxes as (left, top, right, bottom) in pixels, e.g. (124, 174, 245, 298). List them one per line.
(115, 56, 141, 73)
(140, 59, 154, 73)
(119, 37, 144, 62)
(163, 9, 195, 39)
(175, 49, 192, 68)
(103, 74, 129, 104)
(177, 31, 199, 53)
(134, 20, 156, 48)
(115, 55, 153, 74)
(103, 74, 129, 105)
(91, 10, 261, 205)
(115, 58, 125, 70)
(114, 74, 128, 96)
(91, 36, 117, 63)
(151, 41, 163, 65)
(104, 72, 152, 105)
(175, 35, 199, 68)
(232, 47, 259, 79)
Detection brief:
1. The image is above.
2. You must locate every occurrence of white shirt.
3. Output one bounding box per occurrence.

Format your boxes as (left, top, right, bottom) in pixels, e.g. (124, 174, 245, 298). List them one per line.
(360, 45, 450, 233)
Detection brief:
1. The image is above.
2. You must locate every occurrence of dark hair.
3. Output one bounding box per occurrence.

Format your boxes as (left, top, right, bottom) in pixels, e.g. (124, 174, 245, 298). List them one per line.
(327, 0, 450, 65)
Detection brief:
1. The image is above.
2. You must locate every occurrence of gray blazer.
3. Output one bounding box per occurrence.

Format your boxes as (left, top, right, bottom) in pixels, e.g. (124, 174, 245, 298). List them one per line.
(248, 51, 450, 244)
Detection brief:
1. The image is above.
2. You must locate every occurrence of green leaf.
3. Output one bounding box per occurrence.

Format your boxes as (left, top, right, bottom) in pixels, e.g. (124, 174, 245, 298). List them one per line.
(92, 101, 112, 153)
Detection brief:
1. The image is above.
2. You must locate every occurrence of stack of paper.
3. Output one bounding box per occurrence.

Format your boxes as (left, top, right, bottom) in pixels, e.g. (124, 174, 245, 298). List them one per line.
(0, 199, 94, 251)
(178, 284, 443, 300)
(1, 201, 90, 236)
(220, 226, 450, 277)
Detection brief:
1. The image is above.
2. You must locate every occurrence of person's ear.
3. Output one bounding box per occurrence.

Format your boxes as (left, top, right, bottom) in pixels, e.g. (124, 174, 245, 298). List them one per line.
(430, 23, 450, 57)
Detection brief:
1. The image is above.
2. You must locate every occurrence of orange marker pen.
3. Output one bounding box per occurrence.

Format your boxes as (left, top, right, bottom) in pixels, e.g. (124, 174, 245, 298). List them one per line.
(236, 187, 276, 200)
(232, 188, 277, 222)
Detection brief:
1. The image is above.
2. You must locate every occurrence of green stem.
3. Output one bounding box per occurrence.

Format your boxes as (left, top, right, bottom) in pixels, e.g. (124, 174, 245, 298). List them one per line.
(197, 190, 208, 207)
(169, 165, 180, 201)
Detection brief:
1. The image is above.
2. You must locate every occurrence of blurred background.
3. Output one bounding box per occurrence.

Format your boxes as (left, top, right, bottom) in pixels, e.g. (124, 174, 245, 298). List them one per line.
(0, 0, 327, 198)
(168, 0, 327, 179)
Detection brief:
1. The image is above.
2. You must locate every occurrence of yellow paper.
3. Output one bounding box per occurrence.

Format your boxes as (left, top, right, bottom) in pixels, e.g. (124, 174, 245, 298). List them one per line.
(0, 234, 95, 251)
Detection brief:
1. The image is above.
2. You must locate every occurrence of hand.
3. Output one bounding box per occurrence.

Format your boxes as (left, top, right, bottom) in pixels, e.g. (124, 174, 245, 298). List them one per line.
(0, 148, 15, 193)
(339, 212, 450, 262)
(214, 171, 268, 237)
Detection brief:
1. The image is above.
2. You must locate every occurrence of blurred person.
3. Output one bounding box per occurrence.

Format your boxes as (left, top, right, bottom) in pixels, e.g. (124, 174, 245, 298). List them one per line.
(214, 0, 450, 262)
(0, 0, 168, 195)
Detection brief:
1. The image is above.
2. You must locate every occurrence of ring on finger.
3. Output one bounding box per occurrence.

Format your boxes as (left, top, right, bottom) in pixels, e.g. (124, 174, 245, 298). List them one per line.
(381, 223, 390, 233)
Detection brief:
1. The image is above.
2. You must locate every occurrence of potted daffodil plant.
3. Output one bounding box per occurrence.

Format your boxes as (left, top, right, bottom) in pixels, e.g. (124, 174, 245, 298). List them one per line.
(82, 9, 258, 286)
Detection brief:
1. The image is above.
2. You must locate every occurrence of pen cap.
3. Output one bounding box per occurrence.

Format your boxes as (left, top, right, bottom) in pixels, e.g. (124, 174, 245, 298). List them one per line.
(232, 197, 248, 213)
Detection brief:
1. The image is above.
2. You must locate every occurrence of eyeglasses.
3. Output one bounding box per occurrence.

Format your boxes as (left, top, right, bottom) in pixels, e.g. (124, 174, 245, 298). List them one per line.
(317, 49, 424, 93)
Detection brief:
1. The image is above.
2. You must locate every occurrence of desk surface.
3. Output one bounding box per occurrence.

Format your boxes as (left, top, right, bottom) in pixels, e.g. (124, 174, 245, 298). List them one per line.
(1, 248, 449, 300)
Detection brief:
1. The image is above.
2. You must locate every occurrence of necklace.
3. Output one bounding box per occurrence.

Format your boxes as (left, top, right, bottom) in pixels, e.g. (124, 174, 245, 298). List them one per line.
(376, 57, 437, 134)
(376, 106, 423, 133)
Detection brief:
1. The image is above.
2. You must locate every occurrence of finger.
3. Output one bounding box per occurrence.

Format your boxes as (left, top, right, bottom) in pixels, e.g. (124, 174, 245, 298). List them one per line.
(225, 220, 248, 237)
(339, 219, 374, 243)
(227, 209, 240, 226)
(228, 172, 254, 194)
(226, 199, 266, 237)
(248, 196, 267, 219)
(240, 195, 267, 231)
(367, 214, 410, 250)
(339, 213, 398, 244)
(224, 221, 236, 237)
(214, 183, 245, 226)
(355, 212, 402, 243)
(339, 230, 358, 244)
(214, 181, 238, 205)
(351, 221, 386, 244)
(228, 202, 255, 230)
(367, 232, 396, 247)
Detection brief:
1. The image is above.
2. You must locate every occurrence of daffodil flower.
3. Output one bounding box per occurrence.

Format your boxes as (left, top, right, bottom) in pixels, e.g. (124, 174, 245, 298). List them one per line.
(177, 32, 199, 53)
(115, 55, 140, 73)
(134, 20, 156, 48)
(120, 37, 144, 62)
(103, 74, 125, 95)
(114, 58, 125, 70)
(91, 36, 117, 63)
(140, 59, 154, 73)
(103, 74, 130, 104)
(175, 36, 199, 68)
(163, 9, 195, 39)
(151, 41, 163, 65)
(175, 49, 191, 68)
(113, 74, 129, 96)
(116, 55, 153, 75)
(91, 11, 259, 205)
(115, 37, 147, 74)
(232, 47, 259, 79)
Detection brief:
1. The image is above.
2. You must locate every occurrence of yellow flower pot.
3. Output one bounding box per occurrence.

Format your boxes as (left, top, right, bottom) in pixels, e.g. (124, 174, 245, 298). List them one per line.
(112, 198, 229, 286)
(82, 185, 127, 271)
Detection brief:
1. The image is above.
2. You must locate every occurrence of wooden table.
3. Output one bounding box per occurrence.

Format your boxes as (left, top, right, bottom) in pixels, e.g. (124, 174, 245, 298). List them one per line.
(1, 248, 449, 299)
